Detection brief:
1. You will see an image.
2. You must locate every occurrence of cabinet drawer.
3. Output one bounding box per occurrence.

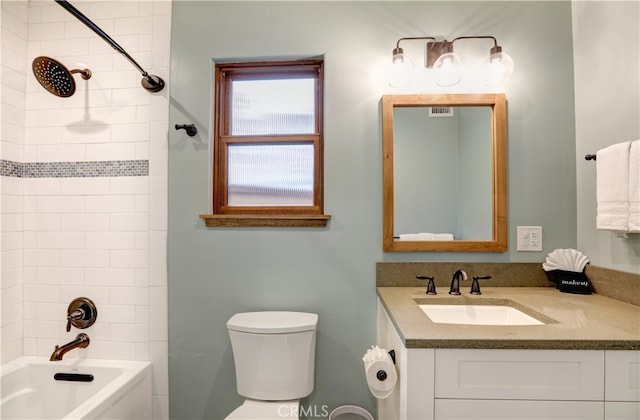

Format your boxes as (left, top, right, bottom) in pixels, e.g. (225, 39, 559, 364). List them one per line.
(435, 399, 603, 420)
(605, 351, 640, 402)
(605, 402, 640, 420)
(435, 349, 604, 401)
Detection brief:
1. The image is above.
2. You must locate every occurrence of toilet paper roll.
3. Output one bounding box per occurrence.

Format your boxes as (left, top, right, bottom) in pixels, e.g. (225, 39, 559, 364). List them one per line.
(362, 346, 397, 399)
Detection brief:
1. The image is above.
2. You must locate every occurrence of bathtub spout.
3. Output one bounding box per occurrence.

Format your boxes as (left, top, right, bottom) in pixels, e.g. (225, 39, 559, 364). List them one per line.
(50, 333, 90, 361)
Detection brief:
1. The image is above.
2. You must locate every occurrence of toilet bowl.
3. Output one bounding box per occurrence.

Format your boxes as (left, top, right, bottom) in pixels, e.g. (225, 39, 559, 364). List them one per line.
(225, 311, 318, 420)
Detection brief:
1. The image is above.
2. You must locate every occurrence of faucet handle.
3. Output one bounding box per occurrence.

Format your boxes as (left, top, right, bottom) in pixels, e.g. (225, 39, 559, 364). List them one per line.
(66, 297, 97, 332)
(470, 275, 492, 295)
(416, 275, 437, 295)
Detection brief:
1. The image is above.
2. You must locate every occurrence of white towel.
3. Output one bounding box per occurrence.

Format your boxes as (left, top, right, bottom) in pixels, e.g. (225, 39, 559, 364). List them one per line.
(430, 233, 454, 241)
(397, 233, 425, 241)
(397, 232, 454, 241)
(542, 248, 589, 272)
(596, 141, 631, 232)
(629, 140, 640, 232)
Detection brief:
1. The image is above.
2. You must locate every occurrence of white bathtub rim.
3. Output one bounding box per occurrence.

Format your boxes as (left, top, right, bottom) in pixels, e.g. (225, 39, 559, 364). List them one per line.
(1, 356, 151, 420)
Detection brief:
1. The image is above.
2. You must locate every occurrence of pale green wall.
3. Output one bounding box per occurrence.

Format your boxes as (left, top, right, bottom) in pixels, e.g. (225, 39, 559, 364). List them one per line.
(393, 107, 460, 235)
(573, 0, 640, 274)
(168, 2, 579, 418)
(458, 107, 493, 240)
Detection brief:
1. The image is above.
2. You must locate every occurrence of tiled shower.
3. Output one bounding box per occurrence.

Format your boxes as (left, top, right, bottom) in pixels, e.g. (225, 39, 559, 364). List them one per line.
(1, 1, 171, 417)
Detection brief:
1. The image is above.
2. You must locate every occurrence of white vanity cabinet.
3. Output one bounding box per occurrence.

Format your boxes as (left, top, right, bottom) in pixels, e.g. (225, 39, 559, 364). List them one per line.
(433, 349, 605, 420)
(377, 300, 640, 420)
(605, 351, 640, 419)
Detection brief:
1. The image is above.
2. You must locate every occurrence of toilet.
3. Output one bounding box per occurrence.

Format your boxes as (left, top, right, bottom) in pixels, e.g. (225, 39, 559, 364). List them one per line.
(225, 311, 318, 419)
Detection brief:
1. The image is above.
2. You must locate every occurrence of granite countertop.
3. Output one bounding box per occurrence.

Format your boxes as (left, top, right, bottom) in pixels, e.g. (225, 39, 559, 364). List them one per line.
(377, 287, 640, 350)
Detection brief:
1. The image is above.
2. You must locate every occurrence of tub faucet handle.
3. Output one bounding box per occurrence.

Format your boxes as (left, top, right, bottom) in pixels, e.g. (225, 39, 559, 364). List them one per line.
(65, 297, 97, 332)
(66, 308, 85, 332)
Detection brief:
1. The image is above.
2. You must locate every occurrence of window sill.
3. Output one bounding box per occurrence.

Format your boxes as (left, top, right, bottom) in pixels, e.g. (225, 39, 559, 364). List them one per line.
(199, 214, 331, 228)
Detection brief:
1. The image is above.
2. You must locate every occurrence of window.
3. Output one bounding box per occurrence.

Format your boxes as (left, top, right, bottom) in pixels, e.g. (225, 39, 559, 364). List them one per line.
(200, 59, 330, 227)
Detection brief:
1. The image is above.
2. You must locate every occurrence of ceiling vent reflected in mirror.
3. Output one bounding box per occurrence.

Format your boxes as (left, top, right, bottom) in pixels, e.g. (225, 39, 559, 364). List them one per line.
(428, 106, 454, 117)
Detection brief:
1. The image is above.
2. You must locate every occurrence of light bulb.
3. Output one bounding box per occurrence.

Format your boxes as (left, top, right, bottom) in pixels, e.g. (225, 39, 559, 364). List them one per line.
(433, 52, 462, 87)
(483, 48, 514, 86)
(389, 59, 415, 88)
(392, 47, 404, 64)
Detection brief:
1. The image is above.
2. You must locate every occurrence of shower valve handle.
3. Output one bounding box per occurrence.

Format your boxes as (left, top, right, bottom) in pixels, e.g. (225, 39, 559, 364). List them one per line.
(66, 297, 97, 332)
(66, 308, 85, 332)
(175, 124, 198, 137)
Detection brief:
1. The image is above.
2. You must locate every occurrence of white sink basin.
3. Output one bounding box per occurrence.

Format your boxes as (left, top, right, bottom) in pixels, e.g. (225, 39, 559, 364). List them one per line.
(419, 304, 545, 326)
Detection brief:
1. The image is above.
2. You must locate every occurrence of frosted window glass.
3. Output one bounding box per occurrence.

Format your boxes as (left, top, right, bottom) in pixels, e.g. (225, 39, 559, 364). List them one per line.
(228, 144, 314, 206)
(231, 79, 315, 135)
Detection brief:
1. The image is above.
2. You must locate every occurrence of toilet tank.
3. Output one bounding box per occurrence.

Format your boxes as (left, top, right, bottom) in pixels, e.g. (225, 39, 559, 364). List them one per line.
(227, 311, 318, 401)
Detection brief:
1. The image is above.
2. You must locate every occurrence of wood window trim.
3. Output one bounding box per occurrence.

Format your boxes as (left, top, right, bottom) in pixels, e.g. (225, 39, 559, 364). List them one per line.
(199, 214, 331, 228)
(200, 59, 330, 228)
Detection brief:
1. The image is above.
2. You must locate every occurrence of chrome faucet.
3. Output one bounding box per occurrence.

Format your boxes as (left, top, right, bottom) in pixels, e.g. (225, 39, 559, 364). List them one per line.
(449, 269, 468, 295)
(50, 333, 90, 361)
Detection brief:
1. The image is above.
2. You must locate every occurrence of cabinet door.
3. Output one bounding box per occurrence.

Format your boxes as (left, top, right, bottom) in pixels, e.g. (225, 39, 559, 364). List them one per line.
(377, 300, 435, 420)
(435, 349, 605, 401)
(605, 351, 640, 402)
(377, 300, 405, 420)
(435, 399, 603, 419)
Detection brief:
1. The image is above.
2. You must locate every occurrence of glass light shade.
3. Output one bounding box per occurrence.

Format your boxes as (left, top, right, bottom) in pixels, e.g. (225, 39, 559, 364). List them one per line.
(389, 59, 415, 88)
(482, 51, 514, 86)
(433, 52, 462, 87)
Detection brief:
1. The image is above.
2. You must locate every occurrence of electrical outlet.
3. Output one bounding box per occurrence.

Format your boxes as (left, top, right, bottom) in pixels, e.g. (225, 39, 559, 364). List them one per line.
(517, 226, 542, 251)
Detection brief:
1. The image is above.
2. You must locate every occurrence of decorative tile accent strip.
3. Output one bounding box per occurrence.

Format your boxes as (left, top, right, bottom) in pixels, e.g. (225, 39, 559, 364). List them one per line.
(0, 159, 22, 177)
(0, 159, 148, 178)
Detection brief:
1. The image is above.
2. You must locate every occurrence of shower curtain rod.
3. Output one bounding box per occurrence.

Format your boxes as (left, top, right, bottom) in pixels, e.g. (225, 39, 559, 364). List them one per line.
(55, 0, 164, 92)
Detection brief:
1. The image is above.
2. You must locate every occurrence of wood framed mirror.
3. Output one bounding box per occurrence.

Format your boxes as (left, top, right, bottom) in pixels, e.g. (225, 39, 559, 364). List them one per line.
(382, 93, 507, 252)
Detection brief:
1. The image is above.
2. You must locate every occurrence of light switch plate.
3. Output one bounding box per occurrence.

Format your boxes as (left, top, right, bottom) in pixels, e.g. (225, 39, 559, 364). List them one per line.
(517, 226, 542, 251)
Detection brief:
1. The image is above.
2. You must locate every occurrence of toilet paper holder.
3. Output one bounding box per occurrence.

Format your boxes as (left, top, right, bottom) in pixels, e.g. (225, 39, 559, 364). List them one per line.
(376, 370, 388, 381)
(375, 350, 396, 381)
(363, 345, 398, 399)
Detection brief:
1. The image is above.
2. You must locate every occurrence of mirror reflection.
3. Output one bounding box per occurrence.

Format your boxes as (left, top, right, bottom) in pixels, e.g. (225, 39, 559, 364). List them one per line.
(394, 105, 492, 240)
(382, 94, 507, 252)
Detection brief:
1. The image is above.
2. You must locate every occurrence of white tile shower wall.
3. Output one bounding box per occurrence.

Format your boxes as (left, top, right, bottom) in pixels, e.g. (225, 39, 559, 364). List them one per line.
(21, 175, 151, 358)
(1, 0, 28, 364)
(2, 1, 170, 418)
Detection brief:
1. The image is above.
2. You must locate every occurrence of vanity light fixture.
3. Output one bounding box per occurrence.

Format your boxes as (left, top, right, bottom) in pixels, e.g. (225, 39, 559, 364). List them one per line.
(391, 35, 514, 87)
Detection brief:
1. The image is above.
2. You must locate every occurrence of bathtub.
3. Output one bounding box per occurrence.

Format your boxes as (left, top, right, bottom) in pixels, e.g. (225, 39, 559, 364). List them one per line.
(1, 356, 151, 420)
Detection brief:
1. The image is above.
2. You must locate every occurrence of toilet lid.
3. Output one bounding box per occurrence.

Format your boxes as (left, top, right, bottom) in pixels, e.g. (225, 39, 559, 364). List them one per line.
(227, 311, 317, 334)
(225, 400, 298, 419)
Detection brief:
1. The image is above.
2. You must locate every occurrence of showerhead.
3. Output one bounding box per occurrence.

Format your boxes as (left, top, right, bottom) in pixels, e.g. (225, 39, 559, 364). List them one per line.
(32, 56, 92, 98)
(141, 74, 165, 93)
